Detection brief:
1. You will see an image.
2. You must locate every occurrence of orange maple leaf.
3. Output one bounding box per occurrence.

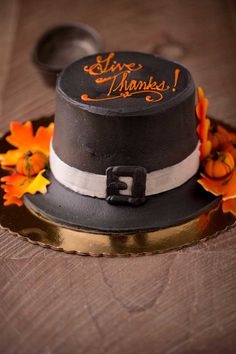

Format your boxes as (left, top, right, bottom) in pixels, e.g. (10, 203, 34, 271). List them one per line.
(222, 198, 236, 216)
(0, 120, 53, 206)
(196, 87, 212, 160)
(3, 195, 23, 207)
(1, 169, 50, 206)
(0, 121, 54, 167)
(217, 124, 236, 142)
(198, 169, 236, 202)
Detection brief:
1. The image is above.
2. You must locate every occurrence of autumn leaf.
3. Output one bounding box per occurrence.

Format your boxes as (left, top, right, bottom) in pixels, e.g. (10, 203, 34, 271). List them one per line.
(198, 169, 236, 201)
(3, 195, 23, 207)
(196, 87, 208, 122)
(196, 87, 212, 160)
(26, 169, 50, 195)
(0, 120, 53, 206)
(1, 169, 50, 206)
(0, 121, 54, 167)
(217, 124, 236, 142)
(222, 198, 236, 216)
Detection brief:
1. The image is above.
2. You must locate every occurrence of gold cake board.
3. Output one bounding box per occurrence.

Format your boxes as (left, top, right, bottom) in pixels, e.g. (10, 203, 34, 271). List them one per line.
(0, 117, 236, 256)
(0, 198, 236, 256)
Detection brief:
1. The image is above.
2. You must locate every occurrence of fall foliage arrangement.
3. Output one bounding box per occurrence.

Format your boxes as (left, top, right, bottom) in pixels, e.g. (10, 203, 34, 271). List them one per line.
(196, 87, 236, 216)
(0, 121, 54, 206)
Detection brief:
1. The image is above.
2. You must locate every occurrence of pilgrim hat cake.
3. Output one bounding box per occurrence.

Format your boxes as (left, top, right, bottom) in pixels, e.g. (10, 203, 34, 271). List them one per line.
(22, 51, 220, 233)
(1, 51, 236, 238)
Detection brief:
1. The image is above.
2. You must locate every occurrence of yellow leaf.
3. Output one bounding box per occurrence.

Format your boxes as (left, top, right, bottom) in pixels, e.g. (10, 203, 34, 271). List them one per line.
(0, 149, 24, 166)
(26, 169, 50, 195)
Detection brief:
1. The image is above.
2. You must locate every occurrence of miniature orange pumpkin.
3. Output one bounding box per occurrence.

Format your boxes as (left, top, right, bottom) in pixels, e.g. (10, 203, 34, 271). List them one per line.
(204, 152, 235, 179)
(16, 151, 48, 177)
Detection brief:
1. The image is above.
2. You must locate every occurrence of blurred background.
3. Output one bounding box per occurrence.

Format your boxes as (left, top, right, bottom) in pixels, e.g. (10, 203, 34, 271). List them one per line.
(0, 0, 235, 130)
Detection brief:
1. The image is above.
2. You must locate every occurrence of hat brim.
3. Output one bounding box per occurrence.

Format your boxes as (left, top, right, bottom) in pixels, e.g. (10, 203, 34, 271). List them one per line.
(24, 170, 219, 234)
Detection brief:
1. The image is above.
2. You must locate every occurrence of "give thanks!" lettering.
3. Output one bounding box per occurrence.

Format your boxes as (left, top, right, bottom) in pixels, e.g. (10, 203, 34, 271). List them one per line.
(81, 52, 180, 103)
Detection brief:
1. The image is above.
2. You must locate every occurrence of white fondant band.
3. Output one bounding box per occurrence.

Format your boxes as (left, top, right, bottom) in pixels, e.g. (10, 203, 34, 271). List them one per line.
(50, 142, 200, 199)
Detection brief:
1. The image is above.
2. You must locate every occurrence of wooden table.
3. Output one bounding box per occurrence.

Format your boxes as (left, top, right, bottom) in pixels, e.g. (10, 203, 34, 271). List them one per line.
(0, 1, 236, 353)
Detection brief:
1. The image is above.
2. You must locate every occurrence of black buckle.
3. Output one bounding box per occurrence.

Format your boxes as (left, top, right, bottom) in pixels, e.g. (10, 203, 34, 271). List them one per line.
(106, 166, 147, 206)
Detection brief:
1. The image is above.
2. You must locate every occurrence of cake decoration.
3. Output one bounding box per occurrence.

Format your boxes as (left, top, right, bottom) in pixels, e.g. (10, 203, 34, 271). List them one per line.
(0, 121, 53, 206)
(196, 87, 236, 216)
(81, 52, 181, 103)
(196, 87, 212, 160)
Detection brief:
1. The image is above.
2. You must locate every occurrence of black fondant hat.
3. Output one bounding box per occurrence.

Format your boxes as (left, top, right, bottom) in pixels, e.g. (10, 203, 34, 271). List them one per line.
(24, 52, 218, 233)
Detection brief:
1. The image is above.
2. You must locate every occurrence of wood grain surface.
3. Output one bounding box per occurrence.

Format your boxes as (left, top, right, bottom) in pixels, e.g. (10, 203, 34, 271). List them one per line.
(0, 0, 236, 353)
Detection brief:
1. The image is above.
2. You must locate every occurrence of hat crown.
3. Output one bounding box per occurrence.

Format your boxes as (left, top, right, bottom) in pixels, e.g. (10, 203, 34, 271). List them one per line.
(53, 51, 197, 174)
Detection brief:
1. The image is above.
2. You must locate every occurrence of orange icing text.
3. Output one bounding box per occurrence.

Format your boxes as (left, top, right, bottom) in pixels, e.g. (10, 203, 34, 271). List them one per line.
(81, 52, 180, 103)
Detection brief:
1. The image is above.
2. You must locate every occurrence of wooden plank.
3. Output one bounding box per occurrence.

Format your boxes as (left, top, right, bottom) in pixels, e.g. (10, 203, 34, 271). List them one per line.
(0, 0, 236, 353)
